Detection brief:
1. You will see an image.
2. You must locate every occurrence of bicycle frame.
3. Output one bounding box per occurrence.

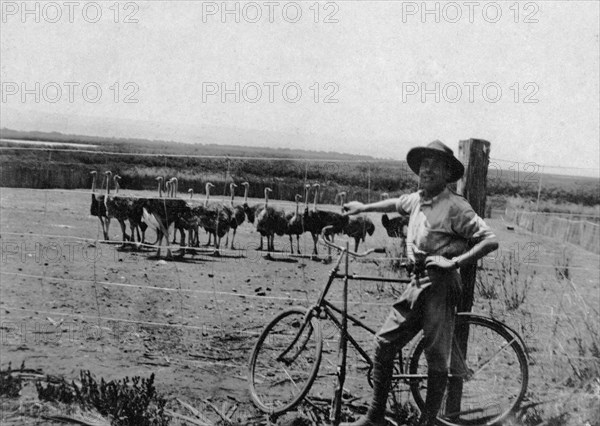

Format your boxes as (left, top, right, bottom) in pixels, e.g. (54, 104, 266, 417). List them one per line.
(250, 227, 529, 425)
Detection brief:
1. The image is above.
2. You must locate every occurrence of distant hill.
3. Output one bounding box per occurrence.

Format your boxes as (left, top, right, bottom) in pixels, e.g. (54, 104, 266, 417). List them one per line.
(1, 127, 598, 206)
(0, 128, 382, 162)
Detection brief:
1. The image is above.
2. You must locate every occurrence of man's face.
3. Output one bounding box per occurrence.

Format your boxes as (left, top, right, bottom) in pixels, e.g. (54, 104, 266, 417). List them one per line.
(418, 156, 448, 193)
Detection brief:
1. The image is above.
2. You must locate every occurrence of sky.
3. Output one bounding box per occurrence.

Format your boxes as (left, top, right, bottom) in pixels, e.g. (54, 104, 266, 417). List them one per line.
(1, 0, 599, 177)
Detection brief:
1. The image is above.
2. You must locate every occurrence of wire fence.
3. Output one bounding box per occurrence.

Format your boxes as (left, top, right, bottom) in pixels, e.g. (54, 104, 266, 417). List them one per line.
(1, 146, 599, 421)
(505, 207, 600, 254)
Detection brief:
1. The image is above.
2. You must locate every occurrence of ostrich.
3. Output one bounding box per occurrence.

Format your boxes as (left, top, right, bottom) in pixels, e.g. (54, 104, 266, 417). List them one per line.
(285, 193, 304, 254)
(337, 192, 375, 251)
(241, 182, 270, 250)
(142, 176, 189, 258)
(242, 182, 265, 225)
(256, 187, 288, 256)
(167, 177, 188, 246)
(338, 191, 376, 251)
(89, 171, 109, 240)
(110, 175, 149, 248)
(200, 182, 231, 253)
(185, 188, 201, 247)
(380, 193, 410, 239)
(225, 183, 246, 250)
(105, 174, 136, 245)
(303, 183, 348, 256)
(170, 188, 208, 253)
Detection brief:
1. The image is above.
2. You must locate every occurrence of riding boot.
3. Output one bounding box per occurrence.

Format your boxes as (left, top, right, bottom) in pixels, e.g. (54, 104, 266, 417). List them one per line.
(340, 340, 396, 426)
(418, 372, 448, 426)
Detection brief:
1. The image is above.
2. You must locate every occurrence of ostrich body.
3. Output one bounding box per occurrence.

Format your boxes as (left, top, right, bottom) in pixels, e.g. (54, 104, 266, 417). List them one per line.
(379, 193, 410, 239)
(256, 187, 288, 255)
(345, 216, 375, 251)
(303, 183, 348, 256)
(226, 183, 246, 250)
(200, 182, 232, 252)
(337, 192, 376, 252)
(104, 174, 134, 244)
(142, 177, 189, 258)
(381, 214, 409, 238)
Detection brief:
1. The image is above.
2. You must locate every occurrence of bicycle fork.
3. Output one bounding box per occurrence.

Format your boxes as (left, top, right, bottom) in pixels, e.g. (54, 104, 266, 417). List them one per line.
(330, 242, 350, 424)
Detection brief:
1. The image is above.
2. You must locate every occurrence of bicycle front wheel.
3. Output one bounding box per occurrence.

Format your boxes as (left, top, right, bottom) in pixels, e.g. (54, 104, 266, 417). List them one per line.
(248, 307, 323, 415)
(409, 314, 528, 426)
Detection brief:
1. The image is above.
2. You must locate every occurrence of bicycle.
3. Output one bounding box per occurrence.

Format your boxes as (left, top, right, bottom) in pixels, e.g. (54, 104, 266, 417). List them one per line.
(248, 227, 529, 426)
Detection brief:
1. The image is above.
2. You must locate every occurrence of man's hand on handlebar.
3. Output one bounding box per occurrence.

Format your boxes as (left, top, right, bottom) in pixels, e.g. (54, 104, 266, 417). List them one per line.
(342, 201, 365, 216)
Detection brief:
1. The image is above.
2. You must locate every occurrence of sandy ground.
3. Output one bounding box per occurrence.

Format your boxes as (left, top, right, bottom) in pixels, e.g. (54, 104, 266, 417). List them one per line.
(1, 187, 598, 425)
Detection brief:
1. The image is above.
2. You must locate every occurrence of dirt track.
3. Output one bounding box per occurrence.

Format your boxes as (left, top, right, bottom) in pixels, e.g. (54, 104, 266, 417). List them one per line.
(1, 188, 599, 425)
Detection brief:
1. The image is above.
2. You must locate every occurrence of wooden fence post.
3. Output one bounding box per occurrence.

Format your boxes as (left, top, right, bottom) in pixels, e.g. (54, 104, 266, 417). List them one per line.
(456, 138, 491, 313)
(445, 138, 491, 418)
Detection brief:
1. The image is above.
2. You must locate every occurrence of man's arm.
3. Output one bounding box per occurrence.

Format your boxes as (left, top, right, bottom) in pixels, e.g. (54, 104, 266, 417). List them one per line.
(425, 234, 498, 269)
(343, 199, 398, 216)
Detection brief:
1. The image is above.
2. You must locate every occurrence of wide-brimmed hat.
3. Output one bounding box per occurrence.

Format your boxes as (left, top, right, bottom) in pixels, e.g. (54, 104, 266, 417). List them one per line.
(406, 140, 465, 182)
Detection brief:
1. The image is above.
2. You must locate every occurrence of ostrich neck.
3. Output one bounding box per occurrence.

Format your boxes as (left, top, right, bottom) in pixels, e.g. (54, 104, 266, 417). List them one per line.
(91, 174, 97, 193)
(205, 185, 211, 207)
(312, 187, 319, 211)
(243, 185, 248, 203)
(304, 186, 309, 210)
(339, 193, 346, 211)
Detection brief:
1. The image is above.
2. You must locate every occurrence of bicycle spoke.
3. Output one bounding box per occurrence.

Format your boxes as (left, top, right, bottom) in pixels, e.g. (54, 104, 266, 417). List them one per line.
(469, 336, 518, 377)
(408, 316, 528, 426)
(248, 308, 323, 414)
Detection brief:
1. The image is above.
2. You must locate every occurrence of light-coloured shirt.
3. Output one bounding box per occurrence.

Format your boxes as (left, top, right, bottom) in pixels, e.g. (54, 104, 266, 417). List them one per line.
(396, 187, 495, 261)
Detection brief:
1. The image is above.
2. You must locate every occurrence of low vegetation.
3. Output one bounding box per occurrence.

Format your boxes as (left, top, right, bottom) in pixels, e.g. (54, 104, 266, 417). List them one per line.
(1, 129, 598, 207)
(36, 370, 169, 426)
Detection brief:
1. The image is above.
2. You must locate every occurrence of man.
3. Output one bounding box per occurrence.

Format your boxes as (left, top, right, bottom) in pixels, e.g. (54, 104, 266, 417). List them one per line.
(342, 140, 498, 426)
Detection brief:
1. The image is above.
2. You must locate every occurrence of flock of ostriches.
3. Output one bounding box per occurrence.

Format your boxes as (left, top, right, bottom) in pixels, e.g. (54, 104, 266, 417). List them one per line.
(89, 171, 409, 259)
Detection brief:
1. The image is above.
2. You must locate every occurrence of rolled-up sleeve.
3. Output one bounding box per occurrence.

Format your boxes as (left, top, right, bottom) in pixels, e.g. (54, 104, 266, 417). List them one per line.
(451, 203, 496, 243)
(396, 192, 418, 215)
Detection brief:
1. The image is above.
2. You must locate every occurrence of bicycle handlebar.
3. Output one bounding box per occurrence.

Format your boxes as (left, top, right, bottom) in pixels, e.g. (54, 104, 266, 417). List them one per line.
(320, 226, 386, 258)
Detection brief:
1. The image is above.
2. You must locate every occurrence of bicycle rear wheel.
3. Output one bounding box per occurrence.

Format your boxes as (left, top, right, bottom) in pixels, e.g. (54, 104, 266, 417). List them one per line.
(248, 307, 323, 415)
(408, 314, 528, 426)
